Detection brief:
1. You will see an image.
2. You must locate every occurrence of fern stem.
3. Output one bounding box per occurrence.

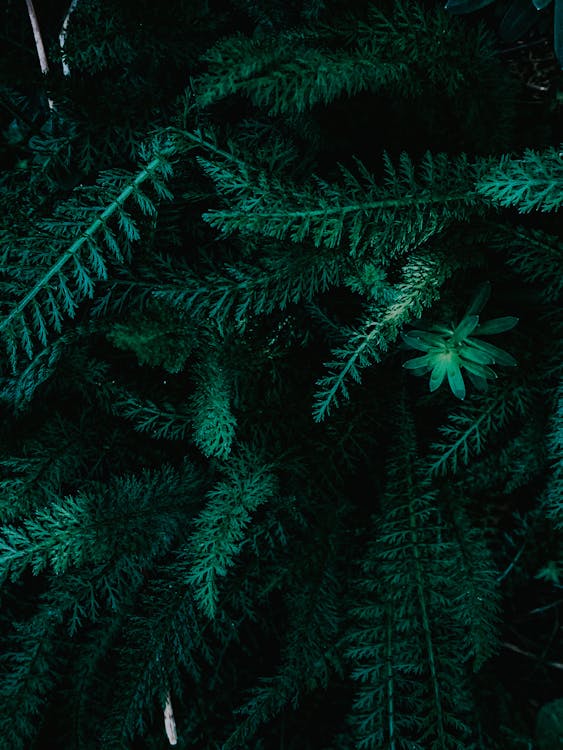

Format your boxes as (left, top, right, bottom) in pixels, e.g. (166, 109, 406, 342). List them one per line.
(386, 604, 396, 750)
(59, 0, 80, 77)
(179, 129, 249, 172)
(218, 192, 477, 220)
(0, 151, 173, 337)
(407, 462, 446, 748)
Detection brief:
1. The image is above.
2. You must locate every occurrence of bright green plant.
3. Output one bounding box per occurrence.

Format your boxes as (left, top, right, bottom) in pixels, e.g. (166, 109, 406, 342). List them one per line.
(402, 282, 518, 399)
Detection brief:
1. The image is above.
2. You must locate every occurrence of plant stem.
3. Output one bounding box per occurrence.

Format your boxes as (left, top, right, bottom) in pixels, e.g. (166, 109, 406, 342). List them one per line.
(59, 0, 80, 76)
(23, 0, 54, 110)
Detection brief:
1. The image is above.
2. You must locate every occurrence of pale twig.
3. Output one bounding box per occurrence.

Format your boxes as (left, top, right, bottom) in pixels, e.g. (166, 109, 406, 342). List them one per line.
(496, 536, 528, 583)
(59, 0, 79, 77)
(24, 0, 55, 110)
(164, 692, 178, 746)
(502, 641, 563, 671)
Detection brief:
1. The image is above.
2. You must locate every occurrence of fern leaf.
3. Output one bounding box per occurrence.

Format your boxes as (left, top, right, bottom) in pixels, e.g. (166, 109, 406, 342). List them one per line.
(190, 351, 238, 460)
(476, 147, 563, 212)
(0, 149, 174, 366)
(313, 252, 457, 421)
(186, 449, 278, 619)
(346, 404, 475, 749)
(195, 2, 499, 112)
(200, 152, 479, 256)
(0, 462, 201, 582)
(544, 383, 563, 529)
(427, 384, 529, 476)
(492, 225, 563, 302)
(112, 391, 192, 441)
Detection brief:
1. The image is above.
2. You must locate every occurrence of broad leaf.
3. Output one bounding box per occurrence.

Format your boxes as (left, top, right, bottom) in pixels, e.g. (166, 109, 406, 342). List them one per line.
(445, 0, 496, 14)
(474, 316, 519, 335)
(500, 0, 541, 42)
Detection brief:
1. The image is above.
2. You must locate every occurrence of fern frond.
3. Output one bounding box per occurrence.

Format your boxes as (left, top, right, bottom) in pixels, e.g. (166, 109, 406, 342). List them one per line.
(492, 225, 563, 302)
(544, 383, 563, 529)
(448, 505, 501, 671)
(195, 2, 499, 112)
(199, 151, 479, 257)
(186, 449, 278, 619)
(112, 391, 192, 441)
(476, 147, 563, 213)
(101, 557, 211, 748)
(313, 252, 457, 421)
(0, 148, 174, 368)
(0, 412, 109, 522)
(0, 608, 63, 750)
(223, 552, 342, 749)
(190, 350, 238, 460)
(346, 404, 475, 749)
(0, 462, 201, 582)
(427, 384, 529, 477)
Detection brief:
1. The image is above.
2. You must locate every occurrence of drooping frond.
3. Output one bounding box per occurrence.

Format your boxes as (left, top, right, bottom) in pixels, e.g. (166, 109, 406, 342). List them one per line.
(186, 449, 278, 619)
(195, 1, 499, 113)
(0, 324, 98, 414)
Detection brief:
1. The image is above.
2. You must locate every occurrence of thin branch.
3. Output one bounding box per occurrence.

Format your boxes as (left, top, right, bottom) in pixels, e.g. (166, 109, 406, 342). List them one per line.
(502, 641, 563, 671)
(497, 537, 528, 583)
(24, 0, 49, 74)
(59, 0, 80, 76)
(24, 0, 55, 110)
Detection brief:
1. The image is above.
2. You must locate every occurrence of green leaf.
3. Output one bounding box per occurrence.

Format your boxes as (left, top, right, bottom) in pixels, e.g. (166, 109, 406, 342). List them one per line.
(474, 316, 519, 335)
(465, 281, 491, 317)
(500, 0, 540, 42)
(463, 368, 489, 391)
(445, 0, 496, 14)
(532, 0, 552, 9)
(459, 358, 497, 380)
(452, 314, 479, 344)
(465, 339, 517, 366)
(403, 354, 434, 371)
(401, 330, 446, 351)
(429, 359, 448, 392)
(460, 346, 496, 365)
(446, 360, 466, 399)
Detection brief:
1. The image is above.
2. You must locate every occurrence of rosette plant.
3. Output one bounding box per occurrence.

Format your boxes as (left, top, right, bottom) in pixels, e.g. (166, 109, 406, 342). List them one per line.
(402, 282, 518, 399)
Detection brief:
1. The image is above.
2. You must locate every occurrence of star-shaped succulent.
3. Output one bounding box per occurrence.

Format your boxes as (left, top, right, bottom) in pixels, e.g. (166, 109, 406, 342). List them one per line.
(402, 282, 518, 400)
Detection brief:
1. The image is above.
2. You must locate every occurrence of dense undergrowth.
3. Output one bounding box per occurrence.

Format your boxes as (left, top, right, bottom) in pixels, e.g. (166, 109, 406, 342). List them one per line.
(0, 0, 561, 748)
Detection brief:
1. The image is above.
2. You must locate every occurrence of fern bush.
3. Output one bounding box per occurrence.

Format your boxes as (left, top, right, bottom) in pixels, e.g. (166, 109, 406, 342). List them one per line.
(0, 0, 561, 748)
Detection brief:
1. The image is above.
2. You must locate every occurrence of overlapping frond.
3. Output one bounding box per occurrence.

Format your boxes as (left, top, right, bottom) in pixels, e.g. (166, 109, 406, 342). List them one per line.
(0, 147, 174, 369)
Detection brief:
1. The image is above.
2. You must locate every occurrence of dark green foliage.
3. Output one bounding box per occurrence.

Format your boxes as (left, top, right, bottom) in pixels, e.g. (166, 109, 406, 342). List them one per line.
(0, 0, 561, 748)
(446, 0, 563, 68)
